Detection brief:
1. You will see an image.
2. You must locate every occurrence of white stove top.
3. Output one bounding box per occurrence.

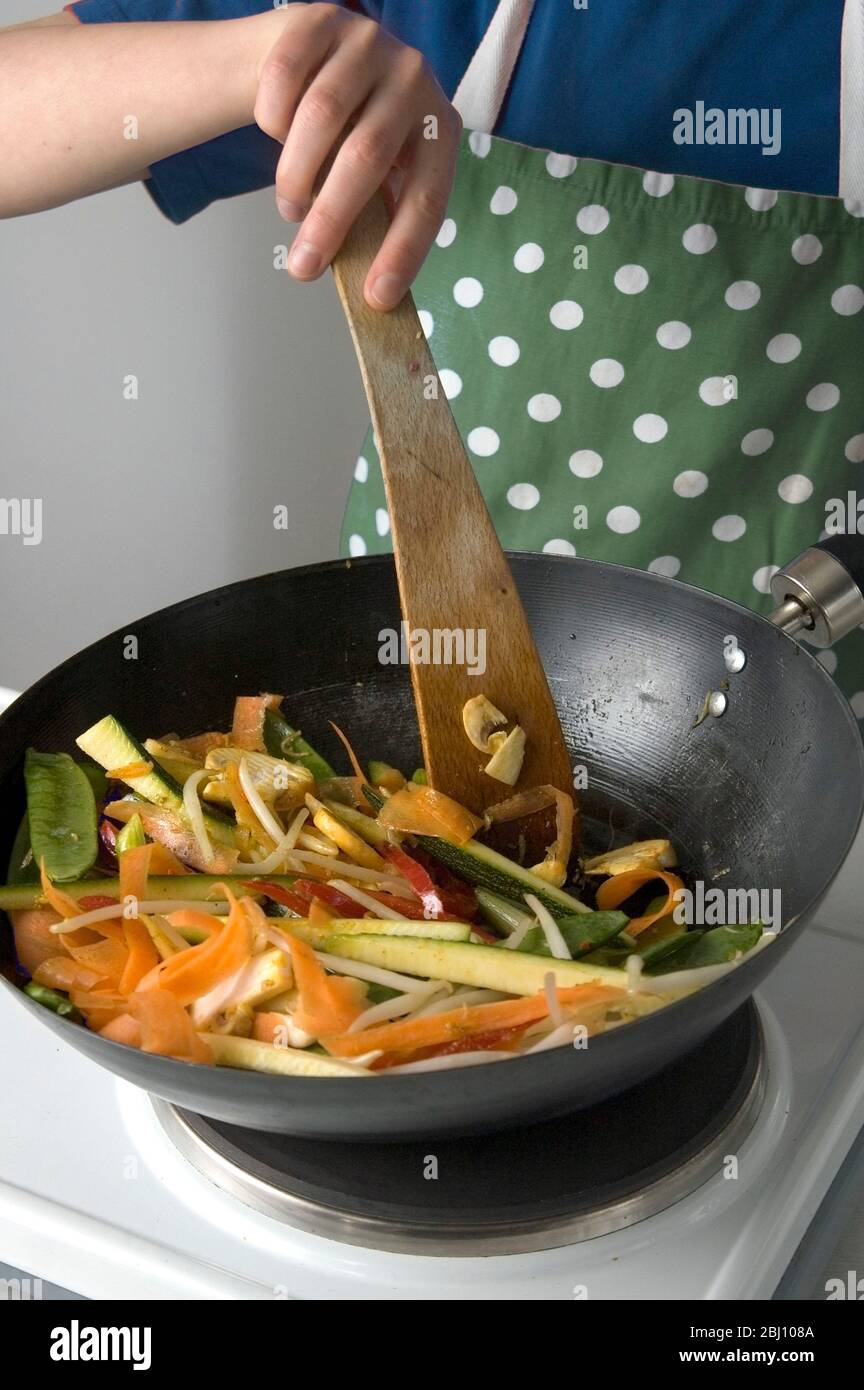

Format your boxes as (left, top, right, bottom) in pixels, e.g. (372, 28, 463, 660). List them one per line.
(2, 830, 864, 1300)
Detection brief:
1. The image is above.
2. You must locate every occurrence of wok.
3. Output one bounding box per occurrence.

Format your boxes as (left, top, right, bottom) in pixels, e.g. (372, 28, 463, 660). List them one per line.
(1, 540, 863, 1141)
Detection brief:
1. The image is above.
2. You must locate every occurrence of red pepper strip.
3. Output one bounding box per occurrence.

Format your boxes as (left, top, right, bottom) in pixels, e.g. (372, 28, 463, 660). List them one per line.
(241, 881, 309, 917)
(364, 892, 428, 920)
(409, 846, 479, 921)
(293, 880, 366, 917)
(379, 843, 446, 919)
(78, 895, 120, 911)
(470, 923, 501, 944)
(370, 1024, 528, 1070)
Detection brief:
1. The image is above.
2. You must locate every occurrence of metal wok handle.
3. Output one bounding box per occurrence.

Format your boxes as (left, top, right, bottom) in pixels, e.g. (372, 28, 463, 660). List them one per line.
(769, 535, 864, 648)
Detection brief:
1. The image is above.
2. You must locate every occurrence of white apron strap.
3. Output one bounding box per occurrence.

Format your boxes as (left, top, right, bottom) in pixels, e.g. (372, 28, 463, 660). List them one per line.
(840, 0, 864, 205)
(451, 0, 537, 134)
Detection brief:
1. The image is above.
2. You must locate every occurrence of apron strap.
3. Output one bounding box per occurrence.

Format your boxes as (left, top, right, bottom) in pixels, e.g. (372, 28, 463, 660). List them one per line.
(451, 0, 536, 133)
(841, 1, 864, 205)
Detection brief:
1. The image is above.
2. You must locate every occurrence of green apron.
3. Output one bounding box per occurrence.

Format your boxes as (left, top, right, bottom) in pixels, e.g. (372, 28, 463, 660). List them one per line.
(341, 2, 864, 712)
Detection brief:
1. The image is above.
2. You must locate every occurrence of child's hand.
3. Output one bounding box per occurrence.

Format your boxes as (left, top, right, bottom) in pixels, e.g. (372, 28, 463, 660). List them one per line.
(254, 3, 461, 309)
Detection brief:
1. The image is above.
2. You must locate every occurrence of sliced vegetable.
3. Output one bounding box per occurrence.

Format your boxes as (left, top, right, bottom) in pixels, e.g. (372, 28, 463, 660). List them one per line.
(306, 796, 386, 870)
(462, 695, 508, 754)
(23, 981, 83, 1023)
(204, 1032, 369, 1077)
(140, 890, 255, 1006)
(475, 888, 532, 936)
(264, 708, 336, 781)
(367, 760, 405, 793)
(595, 867, 686, 936)
(127, 989, 212, 1063)
(23, 750, 98, 882)
(483, 726, 526, 785)
(231, 693, 283, 752)
(324, 984, 622, 1059)
(484, 785, 575, 888)
(324, 934, 630, 995)
(76, 716, 234, 846)
(413, 832, 590, 918)
(115, 812, 146, 857)
(411, 768, 428, 786)
(514, 910, 630, 959)
(584, 839, 678, 876)
(0, 872, 307, 912)
(284, 918, 471, 946)
(286, 933, 367, 1035)
(377, 786, 484, 845)
(203, 747, 313, 806)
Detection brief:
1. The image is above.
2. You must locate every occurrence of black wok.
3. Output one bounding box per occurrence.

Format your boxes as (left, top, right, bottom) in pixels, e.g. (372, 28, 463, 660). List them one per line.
(1, 544, 862, 1140)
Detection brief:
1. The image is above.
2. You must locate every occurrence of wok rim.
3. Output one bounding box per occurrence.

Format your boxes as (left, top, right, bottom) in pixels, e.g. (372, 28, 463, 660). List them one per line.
(1, 551, 862, 1102)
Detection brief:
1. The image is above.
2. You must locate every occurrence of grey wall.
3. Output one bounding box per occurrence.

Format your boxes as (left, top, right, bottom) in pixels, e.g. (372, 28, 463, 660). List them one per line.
(0, 0, 367, 691)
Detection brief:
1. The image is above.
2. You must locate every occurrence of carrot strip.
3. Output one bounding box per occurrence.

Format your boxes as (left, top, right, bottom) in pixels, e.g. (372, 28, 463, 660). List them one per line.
(164, 909, 222, 939)
(119, 842, 153, 909)
(377, 787, 483, 844)
(147, 842, 190, 875)
(287, 933, 367, 1035)
(172, 731, 228, 758)
(324, 984, 625, 1058)
(251, 1012, 290, 1045)
(329, 722, 366, 783)
(127, 989, 212, 1064)
(232, 694, 283, 752)
(371, 1023, 529, 1069)
(69, 988, 129, 1029)
(225, 760, 265, 837)
(594, 868, 686, 937)
(119, 917, 160, 993)
(106, 760, 154, 780)
(138, 888, 253, 1007)
(99, 1013, 142, 1047)
(39, 860, 83, 920)
(33, 956, 107, 992)
(66, 937, 129, 988)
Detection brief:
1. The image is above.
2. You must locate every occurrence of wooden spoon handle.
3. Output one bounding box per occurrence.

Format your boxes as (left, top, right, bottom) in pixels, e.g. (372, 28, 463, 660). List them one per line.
(332, 196, 573, 813)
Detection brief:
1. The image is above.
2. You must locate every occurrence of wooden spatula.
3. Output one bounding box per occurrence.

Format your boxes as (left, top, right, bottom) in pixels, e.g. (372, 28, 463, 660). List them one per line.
(331, 195, 573, 824)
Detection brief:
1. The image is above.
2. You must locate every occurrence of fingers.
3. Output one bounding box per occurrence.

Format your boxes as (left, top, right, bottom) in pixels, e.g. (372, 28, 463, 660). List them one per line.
(273, 45, 380, 232)
(364, 113, 461, 309)
(253, 6, 338, 159)
(285, 84, 416, 282)
(255, 6, 460, 299)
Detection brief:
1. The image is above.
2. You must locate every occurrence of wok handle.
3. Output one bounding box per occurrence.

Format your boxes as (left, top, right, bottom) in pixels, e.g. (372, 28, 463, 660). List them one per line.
(769, 535, 864, 648)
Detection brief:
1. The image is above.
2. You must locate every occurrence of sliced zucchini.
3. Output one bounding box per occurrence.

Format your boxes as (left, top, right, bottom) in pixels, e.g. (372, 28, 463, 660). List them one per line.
(285, 918, 471, 947)
(0, 872, 300, 912)
(203, 1032, 369, 1077)
(324, 933, 628, 995)
(76, 715, 234, 845)
(414, 834, 590, 917)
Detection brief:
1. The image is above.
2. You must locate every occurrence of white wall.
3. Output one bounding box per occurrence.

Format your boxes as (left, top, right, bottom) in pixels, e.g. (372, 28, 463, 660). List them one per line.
(0, 2, 368, 690)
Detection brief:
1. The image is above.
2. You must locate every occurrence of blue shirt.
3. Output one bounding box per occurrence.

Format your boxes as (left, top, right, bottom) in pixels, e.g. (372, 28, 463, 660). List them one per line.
(67, 0, 846, 223)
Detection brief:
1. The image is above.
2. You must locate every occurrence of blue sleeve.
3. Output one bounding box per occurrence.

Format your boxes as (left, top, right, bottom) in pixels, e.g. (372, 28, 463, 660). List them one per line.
(66, 0, 360, 224)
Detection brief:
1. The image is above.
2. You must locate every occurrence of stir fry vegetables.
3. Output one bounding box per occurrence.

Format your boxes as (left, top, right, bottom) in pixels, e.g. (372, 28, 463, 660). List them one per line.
(0, 696, 773, 1075)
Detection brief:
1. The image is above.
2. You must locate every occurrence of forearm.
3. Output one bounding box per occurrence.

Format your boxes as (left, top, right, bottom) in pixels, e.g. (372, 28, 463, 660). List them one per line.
(0, 11, 286, 217)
